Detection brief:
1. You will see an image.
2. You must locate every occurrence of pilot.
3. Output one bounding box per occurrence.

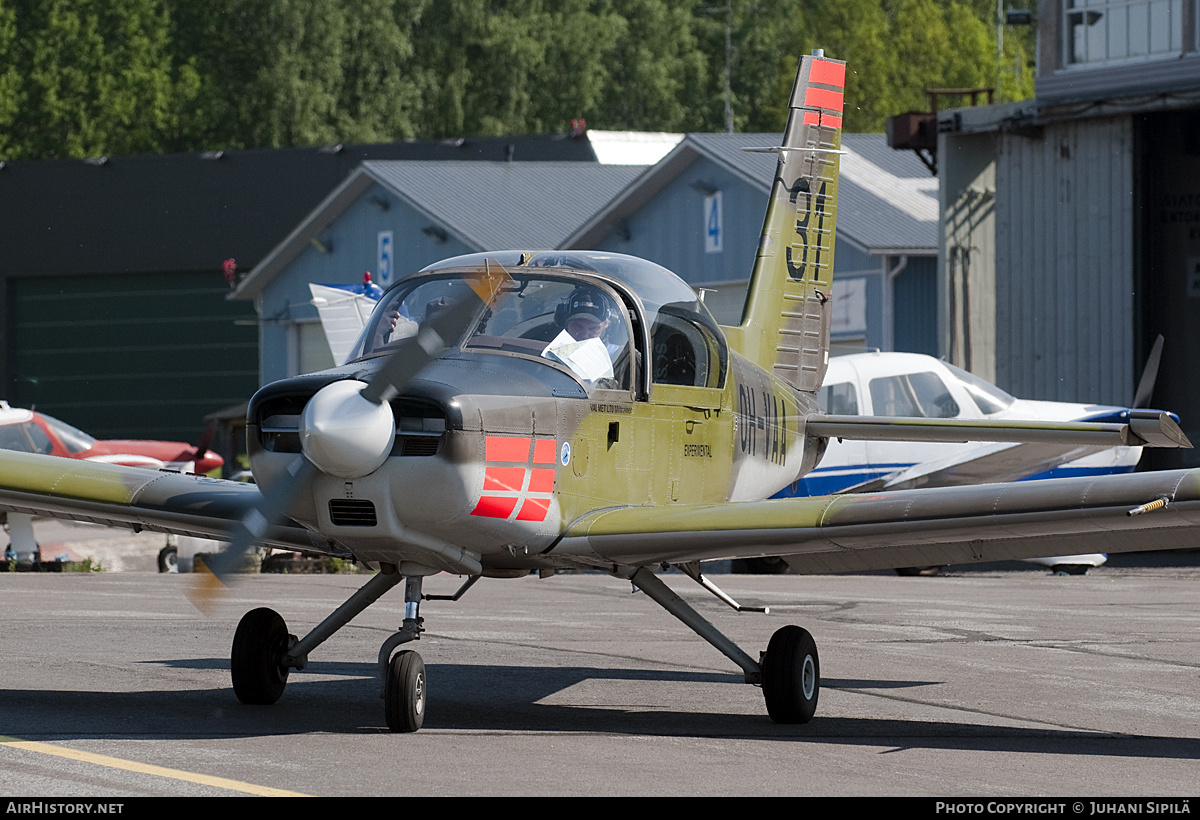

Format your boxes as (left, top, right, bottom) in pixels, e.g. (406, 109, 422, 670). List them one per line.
(549, 286, 631, 388)
(557, 286, 614, 343)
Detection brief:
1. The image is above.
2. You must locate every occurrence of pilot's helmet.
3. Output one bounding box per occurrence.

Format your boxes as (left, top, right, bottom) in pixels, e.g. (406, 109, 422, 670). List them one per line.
(555, 286, 612, 328)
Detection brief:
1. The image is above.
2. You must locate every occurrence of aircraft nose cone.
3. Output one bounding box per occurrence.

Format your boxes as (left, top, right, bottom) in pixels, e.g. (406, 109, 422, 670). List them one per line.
(300, 380, 395, 478)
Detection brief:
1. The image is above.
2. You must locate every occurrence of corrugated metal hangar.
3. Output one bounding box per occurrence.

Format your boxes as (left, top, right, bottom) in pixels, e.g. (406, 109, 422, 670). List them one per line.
(937, 0, 1200, 468)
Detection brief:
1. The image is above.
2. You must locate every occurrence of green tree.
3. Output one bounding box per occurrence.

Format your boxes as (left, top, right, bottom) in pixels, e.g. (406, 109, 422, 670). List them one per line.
(592, 0, 709, 131)
(412, 0, 626, 137)
(333, 0, 427, 143)
(167, 0, 348, 149)
(8, 0, 191, 159)
(0, 0, 22, 157)
(2, 0, 1037, 159)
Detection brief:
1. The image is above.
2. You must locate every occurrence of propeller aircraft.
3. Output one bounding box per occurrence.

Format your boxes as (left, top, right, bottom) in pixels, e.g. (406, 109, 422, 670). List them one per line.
(1, 52, 1199, 732)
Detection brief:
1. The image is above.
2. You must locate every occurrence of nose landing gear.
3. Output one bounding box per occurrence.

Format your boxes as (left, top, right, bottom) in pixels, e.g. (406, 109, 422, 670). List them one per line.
(228, 567, 435, 732)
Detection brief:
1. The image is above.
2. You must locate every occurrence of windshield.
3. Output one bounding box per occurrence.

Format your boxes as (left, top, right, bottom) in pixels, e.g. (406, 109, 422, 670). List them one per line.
(943, 362, 1016, 415)
(41, 414, 96, 453)
(348, 271, 634, 391)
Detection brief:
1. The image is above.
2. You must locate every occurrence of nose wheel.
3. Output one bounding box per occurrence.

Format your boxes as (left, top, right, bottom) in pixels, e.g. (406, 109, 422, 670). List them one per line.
(227, 572, 438, 731)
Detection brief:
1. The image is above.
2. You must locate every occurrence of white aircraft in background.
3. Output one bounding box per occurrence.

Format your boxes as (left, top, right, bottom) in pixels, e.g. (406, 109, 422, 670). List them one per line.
(766, 345, 1169, 574)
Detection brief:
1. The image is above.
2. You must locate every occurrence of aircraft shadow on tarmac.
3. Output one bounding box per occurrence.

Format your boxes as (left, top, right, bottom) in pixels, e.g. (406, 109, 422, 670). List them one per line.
(2, 659, 1198, 762)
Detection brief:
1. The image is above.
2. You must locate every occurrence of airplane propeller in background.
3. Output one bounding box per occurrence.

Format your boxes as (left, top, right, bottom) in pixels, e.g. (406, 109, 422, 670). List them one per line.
(188, 264, 513, 610)
(1132, 334, 1164, 410)
(170, 419, 219, 474)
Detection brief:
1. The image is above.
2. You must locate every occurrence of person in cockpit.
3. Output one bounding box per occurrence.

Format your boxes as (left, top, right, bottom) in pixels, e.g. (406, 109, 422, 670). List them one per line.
(556, 286, 615, 345)
(544, 286, 630, 388)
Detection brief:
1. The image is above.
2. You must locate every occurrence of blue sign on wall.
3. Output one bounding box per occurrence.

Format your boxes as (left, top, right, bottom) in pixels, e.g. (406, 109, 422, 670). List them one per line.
(378, 231, 394, 285)
(704, 192, 722, 254)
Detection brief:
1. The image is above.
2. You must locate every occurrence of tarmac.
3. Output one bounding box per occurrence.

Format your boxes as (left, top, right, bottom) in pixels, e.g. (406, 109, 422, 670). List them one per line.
(0, 525, 1197, 797)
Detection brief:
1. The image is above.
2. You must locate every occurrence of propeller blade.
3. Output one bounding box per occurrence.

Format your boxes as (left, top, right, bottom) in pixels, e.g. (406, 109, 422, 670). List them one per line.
(187, 456, 317, 613)
(193, 419, 217, 461)
(181, 420, 219, 474)
(361, 260, 512, 405)
(187, 263, 513, 610)
(1132, 334, 1164, 409)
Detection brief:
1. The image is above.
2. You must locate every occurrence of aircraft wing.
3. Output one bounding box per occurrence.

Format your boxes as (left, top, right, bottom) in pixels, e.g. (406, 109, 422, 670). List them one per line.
(808, 411, 1191, 448)
(0, 449, 336, 555)
(556, 468, 1200, 574)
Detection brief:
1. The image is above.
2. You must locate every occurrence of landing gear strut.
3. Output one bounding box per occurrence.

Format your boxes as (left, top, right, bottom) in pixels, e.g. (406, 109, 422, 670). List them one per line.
(624, 565, 821, 724)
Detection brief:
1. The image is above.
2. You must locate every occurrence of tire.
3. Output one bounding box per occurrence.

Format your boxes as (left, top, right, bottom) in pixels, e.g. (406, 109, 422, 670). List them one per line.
(157, 545, 178, 573)
(895, 566, 941, 577)
(730, 556, 791, 574)
(384, 650, 426, 732)
(231, 608, 291, 705)
(761, 625, 820, 724)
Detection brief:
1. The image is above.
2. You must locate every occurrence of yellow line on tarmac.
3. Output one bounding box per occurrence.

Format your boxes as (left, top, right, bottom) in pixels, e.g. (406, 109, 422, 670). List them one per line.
(0, 737, 308, 797)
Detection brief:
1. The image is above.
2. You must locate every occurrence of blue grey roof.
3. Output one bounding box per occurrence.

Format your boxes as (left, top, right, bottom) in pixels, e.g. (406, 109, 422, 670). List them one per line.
(575, 132, 938, 254)
(362, 160, 647, 249)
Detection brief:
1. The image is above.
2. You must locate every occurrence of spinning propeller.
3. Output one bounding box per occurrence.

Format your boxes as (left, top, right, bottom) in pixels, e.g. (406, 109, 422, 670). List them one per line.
(188, 264, 512, 610)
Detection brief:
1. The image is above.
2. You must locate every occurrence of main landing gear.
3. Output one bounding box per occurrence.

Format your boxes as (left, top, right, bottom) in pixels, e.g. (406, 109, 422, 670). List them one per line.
(625, 564, 820, 724)
(230, 566, 478, 732)
(230, 564, 817, 729)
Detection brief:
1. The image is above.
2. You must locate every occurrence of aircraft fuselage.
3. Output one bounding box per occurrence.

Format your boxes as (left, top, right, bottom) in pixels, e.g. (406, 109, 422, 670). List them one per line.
(246, 265, 823, 575)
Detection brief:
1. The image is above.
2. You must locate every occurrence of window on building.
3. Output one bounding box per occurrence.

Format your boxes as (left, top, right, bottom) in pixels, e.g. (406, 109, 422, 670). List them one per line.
(1064, 0, 1185, 66)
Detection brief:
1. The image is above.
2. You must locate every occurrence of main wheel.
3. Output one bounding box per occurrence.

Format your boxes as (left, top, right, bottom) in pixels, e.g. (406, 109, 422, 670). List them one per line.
(761, 625, 820, 724)
(231, 607, 292, 705)
(157, 544, 178, 573)
(384, 650, 426, 732)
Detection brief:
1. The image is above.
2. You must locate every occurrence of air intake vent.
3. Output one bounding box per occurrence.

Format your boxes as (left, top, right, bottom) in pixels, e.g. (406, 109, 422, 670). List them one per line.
(396, 434, 442, 457)
(391, 399, 447, 457)
(328, 499, 377, 527)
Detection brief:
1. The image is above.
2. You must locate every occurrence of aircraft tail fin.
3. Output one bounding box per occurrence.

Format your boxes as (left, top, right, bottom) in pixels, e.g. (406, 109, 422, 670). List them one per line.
(730, 51, 844, 393)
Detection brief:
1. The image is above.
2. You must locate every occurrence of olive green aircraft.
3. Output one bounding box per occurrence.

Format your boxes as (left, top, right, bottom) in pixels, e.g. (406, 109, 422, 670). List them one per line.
(1, 53, 1198, 733)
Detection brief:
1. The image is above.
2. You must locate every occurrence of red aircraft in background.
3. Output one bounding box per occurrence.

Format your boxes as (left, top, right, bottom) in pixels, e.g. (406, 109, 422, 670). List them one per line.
(0, 401, 223, 568)
(0, 401, 223, 474)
